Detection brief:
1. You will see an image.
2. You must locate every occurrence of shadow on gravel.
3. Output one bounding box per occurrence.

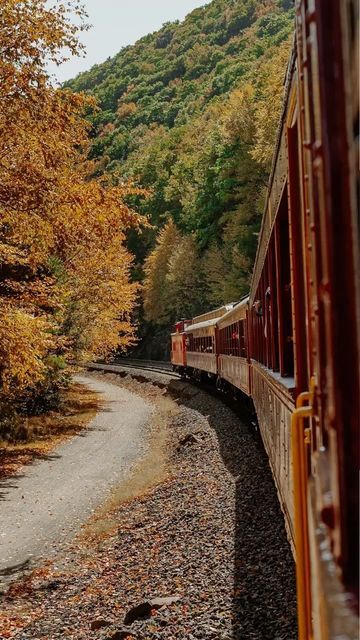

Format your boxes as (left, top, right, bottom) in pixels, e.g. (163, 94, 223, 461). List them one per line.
(166, 378, 298, 640)
(88, 366, 169, 389)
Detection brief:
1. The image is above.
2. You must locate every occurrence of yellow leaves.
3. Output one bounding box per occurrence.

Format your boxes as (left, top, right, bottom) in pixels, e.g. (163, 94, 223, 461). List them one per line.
(0, 306, 54, 395)
(0, 1, 87, 85)
(117, 102, 137, 120)
(254, 0, 279, 19)
(250, 39, 292, 167)
(177, 38, 292, 172)
(0, 209, 55, 271)
(144, 219, 181, 323)
(144, 219, 182, 316)
(0, 0, 146, 403)
(62, 239, 139, 359)
(143, 222, 205, 324)
(221, 84, 256, 145)
(0, 242, 28, 267)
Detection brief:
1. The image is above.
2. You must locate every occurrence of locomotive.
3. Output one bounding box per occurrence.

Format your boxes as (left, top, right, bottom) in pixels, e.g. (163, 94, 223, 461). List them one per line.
(171, 2, 359, 638)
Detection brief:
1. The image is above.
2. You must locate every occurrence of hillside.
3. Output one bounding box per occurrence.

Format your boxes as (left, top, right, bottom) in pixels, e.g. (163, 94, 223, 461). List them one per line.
(67, 0, 294, 356)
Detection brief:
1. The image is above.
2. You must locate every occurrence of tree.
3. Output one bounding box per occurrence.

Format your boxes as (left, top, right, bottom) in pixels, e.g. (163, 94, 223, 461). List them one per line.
(64, 0, 294, 354)
(167, 235, 207, 319)
(143, 219, 181, 324)
(250, 39, 292, 167)
(143, 223, 207, 326)
(0, 0, 144, 410)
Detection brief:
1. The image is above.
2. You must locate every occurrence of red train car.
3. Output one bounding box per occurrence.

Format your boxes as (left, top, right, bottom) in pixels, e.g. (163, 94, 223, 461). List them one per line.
(248, 1, 359, 634)
(171, 305, 235, 378)
(217, 297, 251, 396)
(171, 320, 188, 370)
(170, 2, 359, 637)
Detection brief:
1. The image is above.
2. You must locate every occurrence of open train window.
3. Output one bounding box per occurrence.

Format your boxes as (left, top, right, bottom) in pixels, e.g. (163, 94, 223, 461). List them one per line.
(252, 256, 276, 370)
(240, 320, 246, 358)
(268, 238, 279, 371)
(190, 335, 213, 353)
(274, 189, 294, 378)
(219, 321, 247, 357)
(287, 122, 309, 392)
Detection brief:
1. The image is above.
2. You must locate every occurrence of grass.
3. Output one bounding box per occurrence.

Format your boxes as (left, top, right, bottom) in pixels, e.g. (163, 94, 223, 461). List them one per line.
(0, 383, 101, 480)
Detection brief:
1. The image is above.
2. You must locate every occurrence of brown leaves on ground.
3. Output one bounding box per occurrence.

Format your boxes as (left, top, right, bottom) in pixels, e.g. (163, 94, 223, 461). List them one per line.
(0, 373, 297, 640)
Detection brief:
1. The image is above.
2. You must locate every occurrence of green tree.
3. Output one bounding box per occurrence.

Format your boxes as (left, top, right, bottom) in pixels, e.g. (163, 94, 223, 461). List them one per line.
(66, 0, 294, 355)
(143, 219, 181, 324)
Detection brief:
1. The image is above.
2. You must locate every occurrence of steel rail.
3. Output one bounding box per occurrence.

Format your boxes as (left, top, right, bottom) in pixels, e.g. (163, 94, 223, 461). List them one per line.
(86, 360, 180, 378)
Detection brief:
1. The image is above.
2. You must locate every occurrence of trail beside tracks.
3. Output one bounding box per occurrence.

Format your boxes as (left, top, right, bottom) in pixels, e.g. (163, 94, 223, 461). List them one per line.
(1, 367, 297, 640)
(0, 375, 151, 585)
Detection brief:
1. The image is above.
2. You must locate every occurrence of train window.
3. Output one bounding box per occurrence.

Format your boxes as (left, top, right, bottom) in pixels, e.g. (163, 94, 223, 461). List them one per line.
(251, 191, 295, 379)
(240, 320, 246, 358)
(268, 240, 279, 371)
(219, 322, 245, 357)
(274, 190, 294, 378)
(188, 335, 214, 353)
(287, 122, 309, 392)
(251, 271, 267, 367)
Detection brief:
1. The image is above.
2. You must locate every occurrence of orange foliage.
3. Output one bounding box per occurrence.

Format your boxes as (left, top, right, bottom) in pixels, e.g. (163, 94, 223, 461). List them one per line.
(0, 1, 146, 399)
(117, 102, 138, 120)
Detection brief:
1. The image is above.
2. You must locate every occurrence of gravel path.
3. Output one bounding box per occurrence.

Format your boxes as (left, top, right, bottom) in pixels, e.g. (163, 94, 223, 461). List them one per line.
(1, 370, 297, 639)
(0, 375, 151, 583)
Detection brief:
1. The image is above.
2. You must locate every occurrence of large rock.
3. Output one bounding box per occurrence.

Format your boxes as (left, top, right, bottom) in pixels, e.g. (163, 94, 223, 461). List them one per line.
(124, 595, 181, 625)
(150, 596, 181, 608)
(177, 433, 201, 450)
(91, 618, 111, 631)
(123, 602, 152, 625)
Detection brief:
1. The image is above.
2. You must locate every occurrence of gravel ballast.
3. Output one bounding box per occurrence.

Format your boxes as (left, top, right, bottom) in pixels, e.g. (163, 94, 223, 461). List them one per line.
(1, 369, 297, 639)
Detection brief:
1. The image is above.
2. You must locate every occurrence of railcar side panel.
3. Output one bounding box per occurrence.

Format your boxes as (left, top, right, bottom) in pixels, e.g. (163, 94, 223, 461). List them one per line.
(186, 352, 217, 375)
(171, 333, 186, 367)
(251, 361, 295, 542)
(170, 4, 359, 634)
(218, 355, 250, 396)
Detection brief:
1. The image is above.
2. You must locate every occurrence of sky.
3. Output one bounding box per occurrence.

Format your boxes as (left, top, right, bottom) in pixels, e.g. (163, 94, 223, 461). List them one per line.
(49, 0, 210, 84)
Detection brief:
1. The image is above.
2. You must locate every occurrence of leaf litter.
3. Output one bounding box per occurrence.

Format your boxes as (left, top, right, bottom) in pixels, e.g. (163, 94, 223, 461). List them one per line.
(0, 370, 297, 639)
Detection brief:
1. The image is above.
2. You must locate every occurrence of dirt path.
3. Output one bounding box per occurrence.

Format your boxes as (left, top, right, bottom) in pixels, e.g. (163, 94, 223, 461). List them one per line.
(0, 375, 151, 584)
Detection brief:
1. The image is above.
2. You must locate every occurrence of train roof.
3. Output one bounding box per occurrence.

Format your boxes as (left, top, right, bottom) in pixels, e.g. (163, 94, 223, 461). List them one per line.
(192, 303, 236, 325)
(184, 316, 221, 334)
(217, 296, 249, 330)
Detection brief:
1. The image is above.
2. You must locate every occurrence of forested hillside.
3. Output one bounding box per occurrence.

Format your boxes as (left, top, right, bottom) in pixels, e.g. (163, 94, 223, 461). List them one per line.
(67, 0, 295, 357)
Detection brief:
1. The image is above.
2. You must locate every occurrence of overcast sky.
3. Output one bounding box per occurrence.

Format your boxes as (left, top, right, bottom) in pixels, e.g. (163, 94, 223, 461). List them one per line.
(49, 0, 210, 84)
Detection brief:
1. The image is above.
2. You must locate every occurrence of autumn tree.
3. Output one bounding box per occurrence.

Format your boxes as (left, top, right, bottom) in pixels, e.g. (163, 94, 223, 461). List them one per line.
(65, 0, 294, 356)
(250, 39, 292, 167)
(143, 221, 207, 326)
(166, 235, 207, 319)
(143, 220, 181, 324)
(0, 0, 144, 420)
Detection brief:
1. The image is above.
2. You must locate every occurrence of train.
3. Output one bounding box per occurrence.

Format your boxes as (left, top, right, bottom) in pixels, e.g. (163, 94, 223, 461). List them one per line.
(170, 2, 359, 639)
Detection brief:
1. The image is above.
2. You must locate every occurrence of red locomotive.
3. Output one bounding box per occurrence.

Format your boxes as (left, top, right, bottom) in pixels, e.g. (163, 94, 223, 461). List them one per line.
(171, 2, 359, 638)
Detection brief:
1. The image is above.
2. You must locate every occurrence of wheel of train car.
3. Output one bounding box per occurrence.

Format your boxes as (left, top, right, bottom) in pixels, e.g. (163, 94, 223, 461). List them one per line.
(216, 375, 224, 392)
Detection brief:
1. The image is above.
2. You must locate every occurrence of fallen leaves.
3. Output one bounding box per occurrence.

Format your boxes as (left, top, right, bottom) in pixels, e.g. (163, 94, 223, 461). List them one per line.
(0, 373, 297, 639)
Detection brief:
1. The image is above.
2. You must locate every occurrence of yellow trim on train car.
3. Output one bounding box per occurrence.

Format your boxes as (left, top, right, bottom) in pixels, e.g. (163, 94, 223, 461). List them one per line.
(292, 378, 315, 640)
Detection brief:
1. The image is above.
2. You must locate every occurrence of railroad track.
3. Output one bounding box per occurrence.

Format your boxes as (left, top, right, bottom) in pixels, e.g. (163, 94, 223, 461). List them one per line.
(86, 359, 256, 423)
(87, 359, 180, 378)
